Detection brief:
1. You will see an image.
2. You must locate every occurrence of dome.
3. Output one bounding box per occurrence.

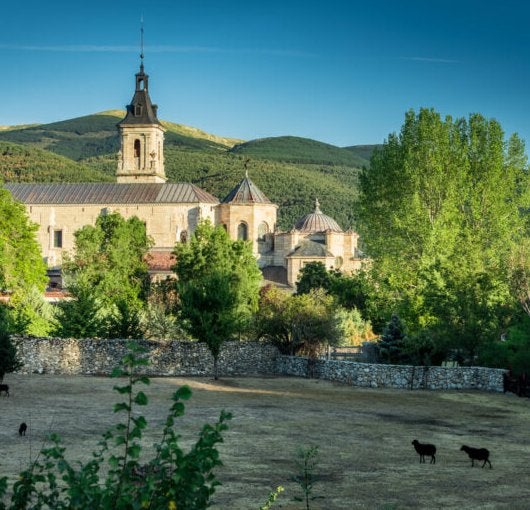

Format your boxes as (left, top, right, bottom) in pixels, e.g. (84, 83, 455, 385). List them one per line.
(294, 199, 343, 233)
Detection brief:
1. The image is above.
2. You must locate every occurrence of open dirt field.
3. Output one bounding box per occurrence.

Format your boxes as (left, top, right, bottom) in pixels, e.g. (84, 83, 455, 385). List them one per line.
(1, 373, 530, 509)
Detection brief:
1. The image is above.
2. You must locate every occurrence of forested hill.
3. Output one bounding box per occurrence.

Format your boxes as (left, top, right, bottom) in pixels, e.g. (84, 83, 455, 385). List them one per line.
(0, 112, 372, 230)
(230, 136, 371, 167)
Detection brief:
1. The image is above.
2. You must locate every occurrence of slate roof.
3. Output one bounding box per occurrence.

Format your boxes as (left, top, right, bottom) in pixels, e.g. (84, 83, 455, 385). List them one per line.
(222, 172, 272, 204)
(5, 183, 219, 205)
(287, 240, 334, 258)
(117, 66, 162, 126)
(294, 199, 343, 233)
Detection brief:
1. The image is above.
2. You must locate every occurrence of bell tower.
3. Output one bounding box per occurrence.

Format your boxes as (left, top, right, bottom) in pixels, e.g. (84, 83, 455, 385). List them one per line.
(116, 28, 166, 183)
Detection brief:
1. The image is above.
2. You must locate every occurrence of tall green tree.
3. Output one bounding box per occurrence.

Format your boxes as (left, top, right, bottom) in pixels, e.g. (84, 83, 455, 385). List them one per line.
(357, 109, 529, 360)
(59, 212, 152, 338)
(0, 186, 47, 295)
(173, 220, 261, 378)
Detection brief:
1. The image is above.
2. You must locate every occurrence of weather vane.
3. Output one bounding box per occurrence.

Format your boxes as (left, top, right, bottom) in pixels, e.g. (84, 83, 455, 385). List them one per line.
(140, 15, 144, 68)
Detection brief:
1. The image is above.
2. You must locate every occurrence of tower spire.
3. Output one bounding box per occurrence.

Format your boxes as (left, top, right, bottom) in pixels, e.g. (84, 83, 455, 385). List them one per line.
(140, 15, 145, 72)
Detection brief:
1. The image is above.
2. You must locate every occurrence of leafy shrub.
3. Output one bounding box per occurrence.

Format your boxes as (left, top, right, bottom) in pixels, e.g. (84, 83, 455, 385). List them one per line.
(0, 342, 232, 509)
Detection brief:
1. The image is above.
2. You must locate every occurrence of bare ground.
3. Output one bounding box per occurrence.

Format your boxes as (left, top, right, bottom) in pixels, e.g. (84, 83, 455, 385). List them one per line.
(1, 373, 530, 509)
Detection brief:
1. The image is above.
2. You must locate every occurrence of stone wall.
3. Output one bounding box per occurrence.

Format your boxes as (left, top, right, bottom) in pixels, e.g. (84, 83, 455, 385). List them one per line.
(13, 337, 505, 392)
(277, 356, 505, 392)
(14, 337, 279, 377)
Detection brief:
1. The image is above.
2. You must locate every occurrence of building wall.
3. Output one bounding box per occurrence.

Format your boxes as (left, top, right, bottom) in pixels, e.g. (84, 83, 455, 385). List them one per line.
(216, 202, 277, 266)
(117, 125, 166, 183)
(27, 202, 216, 268)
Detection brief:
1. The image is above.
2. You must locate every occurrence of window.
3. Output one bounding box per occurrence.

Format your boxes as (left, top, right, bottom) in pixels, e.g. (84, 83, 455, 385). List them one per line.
(53, 230, 63, 248)
(180, 230, 188, 243)
(237, 222, 248, 241)
(134, 104, 143, 116)
(257, 221, 269, 241)
(134, 139, 141, 158)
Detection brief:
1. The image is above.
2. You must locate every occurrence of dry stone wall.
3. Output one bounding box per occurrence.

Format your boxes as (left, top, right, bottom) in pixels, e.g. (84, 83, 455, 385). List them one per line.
(13, 337, 505, 392)
(277, 356, 505, 392)
(13, 337, 279, 377)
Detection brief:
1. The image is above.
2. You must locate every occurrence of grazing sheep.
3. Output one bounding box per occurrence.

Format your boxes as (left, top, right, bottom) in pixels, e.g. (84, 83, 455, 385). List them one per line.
(460, 445, 492, 468)
(0, 384, 9, 397)
(18, 422, 27, 436)
(412, 439, 436, 464)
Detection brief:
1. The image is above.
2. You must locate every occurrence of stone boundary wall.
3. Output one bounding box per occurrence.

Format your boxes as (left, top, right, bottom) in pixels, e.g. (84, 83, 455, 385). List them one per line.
(277, 356, 505, 392)
(13, 337, 279, 377)
(13, 337, 505, 392)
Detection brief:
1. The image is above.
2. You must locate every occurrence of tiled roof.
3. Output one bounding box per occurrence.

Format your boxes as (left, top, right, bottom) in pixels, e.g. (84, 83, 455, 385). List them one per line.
(294, 199, 343, 233)
(5, 183, 219, 205)
(147, 251, 176, 272)
(222, 172, 272, 204)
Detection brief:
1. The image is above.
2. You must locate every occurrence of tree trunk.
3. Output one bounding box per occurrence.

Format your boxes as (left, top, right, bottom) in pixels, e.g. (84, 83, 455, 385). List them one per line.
(213, 355, 218, 380)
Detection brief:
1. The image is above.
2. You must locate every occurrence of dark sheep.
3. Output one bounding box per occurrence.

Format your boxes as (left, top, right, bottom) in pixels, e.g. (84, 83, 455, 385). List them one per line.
(412, 439, 436, 464)
(18, 422, 27, 436)
(460, 445, 492, 468)
(0, 384, 9, 397)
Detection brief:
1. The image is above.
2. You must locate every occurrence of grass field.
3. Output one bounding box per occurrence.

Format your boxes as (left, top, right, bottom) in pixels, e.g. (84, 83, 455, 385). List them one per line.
(1, 374, 529, 509)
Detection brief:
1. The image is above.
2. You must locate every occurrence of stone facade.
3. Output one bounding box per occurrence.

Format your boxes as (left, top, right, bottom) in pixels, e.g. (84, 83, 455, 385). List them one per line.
(13, 337, 505, 393)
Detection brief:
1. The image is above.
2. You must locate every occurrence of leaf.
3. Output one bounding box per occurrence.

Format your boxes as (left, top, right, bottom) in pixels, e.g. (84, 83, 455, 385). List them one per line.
(134, 391, 148, 406)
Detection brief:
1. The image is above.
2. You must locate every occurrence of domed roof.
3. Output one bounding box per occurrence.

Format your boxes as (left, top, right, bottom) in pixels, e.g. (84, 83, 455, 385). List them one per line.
(222, 171, 272, 204)
(294, 199, 343, 233)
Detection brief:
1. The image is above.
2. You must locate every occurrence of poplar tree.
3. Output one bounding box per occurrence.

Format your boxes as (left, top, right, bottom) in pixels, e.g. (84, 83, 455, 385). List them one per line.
(357, 108, 529, 358)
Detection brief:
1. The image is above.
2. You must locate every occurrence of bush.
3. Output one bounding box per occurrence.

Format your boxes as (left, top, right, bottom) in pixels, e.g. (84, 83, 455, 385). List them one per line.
(0, 343, 232, 509)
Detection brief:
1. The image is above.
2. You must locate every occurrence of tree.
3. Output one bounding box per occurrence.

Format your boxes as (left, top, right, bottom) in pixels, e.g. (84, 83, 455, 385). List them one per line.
(377, 314, 408, 364)
(173, 220, 261, 378)
(296, 262, 332, 294)
(255, 285, 340, 357)
(357, 109, 529, 359)
(0, 328, 22, 383)
(59, 212, 152, 338)
(0, 186, 47, 296)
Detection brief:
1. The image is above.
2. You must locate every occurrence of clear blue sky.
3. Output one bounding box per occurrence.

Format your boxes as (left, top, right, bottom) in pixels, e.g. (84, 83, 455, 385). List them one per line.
(1, 0, 529, 147)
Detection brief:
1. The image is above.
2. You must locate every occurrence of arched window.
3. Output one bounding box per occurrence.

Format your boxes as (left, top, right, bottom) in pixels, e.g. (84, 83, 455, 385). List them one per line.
(257, 221, 269, 241)
(180, 230, 188, 243)
(134, 139, 141, 158)
(237, 222, 248, 241)
(221, 224, 228, 232)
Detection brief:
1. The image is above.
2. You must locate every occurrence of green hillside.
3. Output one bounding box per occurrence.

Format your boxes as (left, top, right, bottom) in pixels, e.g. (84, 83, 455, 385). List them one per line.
(343, 144, 380, 163)
(230, 136, 369, 167)
(0, 113, 366, 230)
(0, 141, 112, 183)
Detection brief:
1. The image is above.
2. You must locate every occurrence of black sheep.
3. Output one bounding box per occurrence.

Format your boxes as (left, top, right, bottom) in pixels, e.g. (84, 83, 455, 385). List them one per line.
(460, 445, 492, 468)
(412, 439, 436, 464)
(18, 422, 27, 436)
(0, 384, 9, 397)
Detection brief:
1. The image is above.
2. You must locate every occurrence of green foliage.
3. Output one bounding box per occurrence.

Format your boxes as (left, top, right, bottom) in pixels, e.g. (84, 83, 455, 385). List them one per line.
(0, 342, 232, 509)
(0, 327, 22, 383)
(230, 135, 368, 167)
(260, 486, 284, 510)
(58, 212, 152, 338)
(377, 314, 408, 364)
(292, 446, 320, 510)
(296, 262, 333, 294)
(357, 108, 530, 362)
(0, 141, 112, 182)
(334, 306, 375, 347)
(255, 285, 340, 356)
(479, 314, 530, 374)
(0, 185, 48, 295)
(174, 220, 261, 378)
(7, 286, 57, 337)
